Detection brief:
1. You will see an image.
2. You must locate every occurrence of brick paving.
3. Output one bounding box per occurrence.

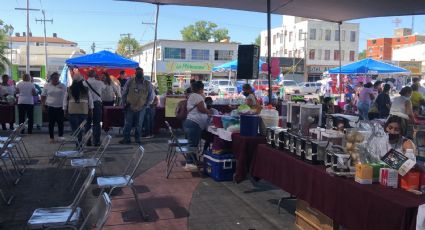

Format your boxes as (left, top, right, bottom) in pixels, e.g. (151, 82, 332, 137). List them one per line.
(0, 126, 296, 230)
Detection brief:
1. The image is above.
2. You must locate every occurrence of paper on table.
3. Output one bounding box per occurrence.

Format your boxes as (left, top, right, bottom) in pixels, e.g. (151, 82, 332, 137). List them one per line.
(165, 97, 185, 118)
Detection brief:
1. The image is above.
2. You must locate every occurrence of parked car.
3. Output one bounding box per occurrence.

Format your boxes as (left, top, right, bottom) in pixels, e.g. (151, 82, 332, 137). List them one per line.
(17, 77, 47, 89)
(206, 80, 235, 95)
(252, 79, 280, 92)
(297, 82, 322, 94)
(279, 80, 299, 94)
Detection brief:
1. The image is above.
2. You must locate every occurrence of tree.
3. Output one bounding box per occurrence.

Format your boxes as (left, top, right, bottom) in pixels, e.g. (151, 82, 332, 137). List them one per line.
(181, 21, 230, 42)
(358, 50, 366, 60)
(116, 37, 140, 57)
(0, 20, 11, 75)
(253, 35, 261, 46)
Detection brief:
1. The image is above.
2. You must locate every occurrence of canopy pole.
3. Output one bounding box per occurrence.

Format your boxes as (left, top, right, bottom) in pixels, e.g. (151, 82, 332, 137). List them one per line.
(151, 4, 160, 83)
(267, 0, 272, 105)
(338, 21, 342, 101)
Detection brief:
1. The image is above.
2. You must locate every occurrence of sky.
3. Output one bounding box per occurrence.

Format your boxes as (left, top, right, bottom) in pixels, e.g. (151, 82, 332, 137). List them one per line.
(1, 0, 424, 53)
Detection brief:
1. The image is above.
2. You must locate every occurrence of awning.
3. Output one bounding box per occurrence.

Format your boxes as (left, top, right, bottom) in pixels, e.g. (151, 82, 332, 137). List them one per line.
(66, 50, 139, 68)
(328, 58, 410, 74)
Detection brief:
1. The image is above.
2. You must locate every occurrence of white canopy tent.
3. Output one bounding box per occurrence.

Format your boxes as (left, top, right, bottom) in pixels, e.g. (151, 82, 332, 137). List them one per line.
(119, 0, 425, 101)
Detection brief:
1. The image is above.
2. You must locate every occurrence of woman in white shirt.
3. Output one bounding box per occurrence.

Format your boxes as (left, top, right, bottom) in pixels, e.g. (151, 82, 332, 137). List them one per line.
(16, 74, 37, 134)
(183, 81, 211, 171)
(41, 72, 66, 143)
(101, 72, 121, 106)
(0, 74, 16, 130)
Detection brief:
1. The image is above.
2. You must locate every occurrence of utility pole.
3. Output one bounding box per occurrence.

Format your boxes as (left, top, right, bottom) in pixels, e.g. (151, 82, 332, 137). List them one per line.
(15, 0, 40, 74)
(36, 10, 53, 77)
(142, 4, 160, 83)
(120, 33, 132, 55)
(91, 42, 96, 53)
(301, 31, 308, 81)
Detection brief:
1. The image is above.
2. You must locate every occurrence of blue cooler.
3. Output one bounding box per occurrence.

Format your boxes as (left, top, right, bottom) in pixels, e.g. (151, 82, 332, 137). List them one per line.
(240, 115, 259, 137)
(203, 151, 236, 181)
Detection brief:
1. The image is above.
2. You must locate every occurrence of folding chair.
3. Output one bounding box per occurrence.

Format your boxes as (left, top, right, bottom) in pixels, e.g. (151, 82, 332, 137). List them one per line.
(57, 120, 87, 150)
(164, 121, 189, 161)
(0, 123, 31, 166)
(0, 120, 31, 164)
(69, 135, 112, 191)
(96, 145, 149, 220)
(78, 192, 112, 230)
(27, 169, 96, 229)
(53, 129, 93, 169)
(0, 163, 15, 205)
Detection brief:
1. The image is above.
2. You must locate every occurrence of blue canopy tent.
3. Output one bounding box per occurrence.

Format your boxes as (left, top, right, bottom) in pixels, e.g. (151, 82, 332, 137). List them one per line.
(328, 58, 409, 74)
(65, 50, 139, 68)
(212, 59, 266, 72)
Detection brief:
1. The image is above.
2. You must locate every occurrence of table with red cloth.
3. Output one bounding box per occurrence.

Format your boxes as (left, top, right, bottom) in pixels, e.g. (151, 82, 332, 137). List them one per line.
(0, 105, 15, 124)
(251, 144, 425, 230)
(231, 134, 266, 183)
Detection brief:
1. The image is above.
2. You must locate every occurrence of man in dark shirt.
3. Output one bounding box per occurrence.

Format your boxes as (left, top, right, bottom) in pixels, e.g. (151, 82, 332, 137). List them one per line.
(375, 84, 391, 119)
(118, 70, 127, 89)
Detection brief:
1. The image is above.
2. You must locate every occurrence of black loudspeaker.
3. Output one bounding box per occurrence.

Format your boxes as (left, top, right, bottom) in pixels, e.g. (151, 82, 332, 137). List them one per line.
(237, 45, 260, 79)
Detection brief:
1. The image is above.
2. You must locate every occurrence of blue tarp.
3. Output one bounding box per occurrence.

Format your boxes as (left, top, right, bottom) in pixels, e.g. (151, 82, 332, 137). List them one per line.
(328, 58, 409, 74)
(212, 59, 266, 72)
(65, 50, 139, 68)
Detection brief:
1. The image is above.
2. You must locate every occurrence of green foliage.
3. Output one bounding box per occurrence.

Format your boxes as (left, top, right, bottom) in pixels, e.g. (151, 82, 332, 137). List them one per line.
(0, 20, 11, 75)
(116, 37, 140, 57)
(358, 50, 366, 60)
(181, 21, 230, 42)
(253, 35, 261, 46)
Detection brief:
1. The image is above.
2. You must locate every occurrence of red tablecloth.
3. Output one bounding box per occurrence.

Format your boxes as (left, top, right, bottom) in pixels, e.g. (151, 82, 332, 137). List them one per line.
(0, 105, 15, 124)
(232, 134, 266, 183)
(251, 144, 425, 230)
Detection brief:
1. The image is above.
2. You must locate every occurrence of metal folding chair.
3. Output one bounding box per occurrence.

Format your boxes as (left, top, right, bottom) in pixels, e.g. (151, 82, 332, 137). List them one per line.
(78, 192, 112, 230)
(164, 121, 189, 162)
(69, 135, 112, 191)
(57, 120, 88, 151)
(53, 129, 93, 169)
(0, 120, 31, 164)
(96, 145, 149, 220)
(27, 169, 96, 229)
(0, 123, 31, 167)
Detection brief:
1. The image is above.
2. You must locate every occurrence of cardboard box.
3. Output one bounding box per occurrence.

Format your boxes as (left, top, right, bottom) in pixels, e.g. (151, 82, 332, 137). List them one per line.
(379, 168, 398, 188)
(400, 171, 420, 191)
(295, 200, 334, 230)
(371, 163, 388, 183)
(355, 164, 373, 184)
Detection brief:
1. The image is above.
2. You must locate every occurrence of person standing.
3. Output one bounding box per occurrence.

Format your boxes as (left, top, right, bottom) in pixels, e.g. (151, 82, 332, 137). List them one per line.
(0, 74, 15, 130)
(101, 72, 121, 106)
(357, 82, 375, 120)
(413, 78, 425, 97)
(118, 70, 127, 89)
(64, 69, 93, 142)
(84, 70, 105, 146)
(119, 67, 152, 144)
(16, 74, 37, 134)
(375, 84, 391, 119)
(143, 86, 158, 138)
(41, 72, 66, 143)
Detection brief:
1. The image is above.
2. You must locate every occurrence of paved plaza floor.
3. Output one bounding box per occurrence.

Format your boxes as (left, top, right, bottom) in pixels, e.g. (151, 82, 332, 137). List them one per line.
(0, 126, 296, 230)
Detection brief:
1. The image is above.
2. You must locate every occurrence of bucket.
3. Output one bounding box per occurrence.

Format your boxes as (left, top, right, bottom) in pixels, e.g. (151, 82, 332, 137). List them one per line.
(240, 115, 259, 137)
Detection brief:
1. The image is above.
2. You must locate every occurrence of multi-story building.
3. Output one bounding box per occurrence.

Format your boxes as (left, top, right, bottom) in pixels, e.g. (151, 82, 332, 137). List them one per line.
(260, 16, 359, 81)
(392, 43, 425, 75)
(366, 28, 425, 61)
(131, 39, 239, 90)
(4, 32, 83, 80)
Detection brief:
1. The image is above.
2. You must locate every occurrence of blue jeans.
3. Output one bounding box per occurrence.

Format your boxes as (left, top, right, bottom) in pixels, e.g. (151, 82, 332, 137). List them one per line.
(183, 119, 202, 164)
(123, 106, 147, 142)
(143, 106, 156, 136)
(69, 114, 87, 143)
(357, 101, 370, 120)
(85, 101, 102, 145)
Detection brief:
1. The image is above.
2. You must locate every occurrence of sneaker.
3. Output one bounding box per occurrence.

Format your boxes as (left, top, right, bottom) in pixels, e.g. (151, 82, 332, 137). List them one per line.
(57, 136, 66, 141)
(118, 139, 131, 144)
(183, 163, 198, 172)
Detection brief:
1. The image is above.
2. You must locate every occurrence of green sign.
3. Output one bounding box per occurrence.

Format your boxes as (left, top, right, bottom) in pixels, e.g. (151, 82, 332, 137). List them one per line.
(166, 62, 212, 73)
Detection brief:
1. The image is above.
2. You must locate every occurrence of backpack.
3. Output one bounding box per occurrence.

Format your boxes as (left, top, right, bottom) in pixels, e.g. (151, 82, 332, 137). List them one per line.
(175, 99, 188, 120)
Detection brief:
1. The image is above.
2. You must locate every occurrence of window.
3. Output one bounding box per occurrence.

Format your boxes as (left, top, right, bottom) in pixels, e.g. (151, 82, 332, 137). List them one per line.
(372, 39, 377, 44)
(280, 32, 284, 43)
(404, 36, 409, 41)
(334, 50, 340, 60)
(156, 48, 161, 60)
(341, 30, 346, 41)
(309, 28, 316, 40)
(325, 30, 331, 41)
(289, 32, 293, 42)
(288, 51, 292, 57)
(164, 47, 186, 59)
(317, 49, 322, 60)
(284, 49, 287, 54)
(334, 30, 340, 41)
(349, 50, 355, 61)
(214, 50, 233, 61)
(309, 49, 315, 60)
(341, 50, 345, 61)
(299, 29, 303, 41)
(191, 49, 209, 60)
(324, 50, 330, 60)
(273, 34, 276, 45)
(279, 48, 283, 56)
(396, 38, 401, 42)
(264, 36, 268, 45)
(350, 31, 356, 42)
(318, 29, 323, 40)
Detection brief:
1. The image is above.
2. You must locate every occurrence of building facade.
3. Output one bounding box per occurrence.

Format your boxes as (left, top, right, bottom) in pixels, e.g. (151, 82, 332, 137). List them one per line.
(366, 28, 425, 61)
(4, 33, 82, 80)
(131, 39, 239, 92)
(392, 43, 425, 75)
(260, 16, 359, 82)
